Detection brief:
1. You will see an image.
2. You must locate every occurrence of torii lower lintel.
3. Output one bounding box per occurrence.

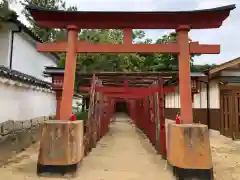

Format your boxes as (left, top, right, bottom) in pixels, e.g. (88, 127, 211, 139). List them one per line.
(36, 41, 220, 54)
(105, 94, 145, 99)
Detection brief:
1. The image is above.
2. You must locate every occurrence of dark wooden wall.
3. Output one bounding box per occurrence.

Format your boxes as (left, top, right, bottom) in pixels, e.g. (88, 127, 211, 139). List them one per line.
(164, 108, 220, 131)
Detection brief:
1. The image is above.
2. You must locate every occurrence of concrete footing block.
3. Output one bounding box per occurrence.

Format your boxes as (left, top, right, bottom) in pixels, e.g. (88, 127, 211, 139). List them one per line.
(167, 123, 214, 180)
(37, 120, 84, 175)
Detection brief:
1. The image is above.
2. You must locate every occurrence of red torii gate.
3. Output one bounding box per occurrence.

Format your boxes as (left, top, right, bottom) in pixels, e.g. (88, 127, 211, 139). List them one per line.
(92, 85, 166, 156)
(27, 4, 235, 179)
(26, 4, 235, 124)
(79, 85, 175, 95)
(78, 75, 169, 156)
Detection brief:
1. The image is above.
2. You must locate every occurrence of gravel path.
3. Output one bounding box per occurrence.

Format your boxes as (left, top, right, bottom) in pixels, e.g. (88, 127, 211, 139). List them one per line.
(1, 114, 240, 180)
(211, 135, 240, 180)
(0, 114, 173, 180)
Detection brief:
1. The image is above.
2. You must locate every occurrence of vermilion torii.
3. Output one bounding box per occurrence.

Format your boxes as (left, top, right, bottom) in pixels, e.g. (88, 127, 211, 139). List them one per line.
(79, 86, 175, 96)
(26, 4, 235, 123)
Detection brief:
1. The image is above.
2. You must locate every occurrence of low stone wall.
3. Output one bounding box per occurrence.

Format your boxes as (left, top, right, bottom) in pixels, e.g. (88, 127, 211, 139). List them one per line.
(0, 115, 55, 164)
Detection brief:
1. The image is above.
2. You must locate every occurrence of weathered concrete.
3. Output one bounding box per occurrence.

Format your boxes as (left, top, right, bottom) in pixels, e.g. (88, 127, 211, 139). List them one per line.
(165, 118, 221, 139)
(0, 115, 55, 165)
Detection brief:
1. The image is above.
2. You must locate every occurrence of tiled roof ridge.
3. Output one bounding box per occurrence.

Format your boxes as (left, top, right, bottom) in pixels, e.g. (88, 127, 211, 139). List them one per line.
(0, 65, 51, 89)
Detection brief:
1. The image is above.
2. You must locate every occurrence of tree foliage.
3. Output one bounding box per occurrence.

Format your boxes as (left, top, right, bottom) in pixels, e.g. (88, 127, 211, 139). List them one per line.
(21, 0, 77, 42)
(72, 29, 146, 72)
(0, 0, 18, 21)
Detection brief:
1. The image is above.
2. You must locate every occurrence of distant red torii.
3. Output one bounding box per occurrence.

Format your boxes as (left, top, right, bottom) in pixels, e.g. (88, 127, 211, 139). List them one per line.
(105, 94, 146, 99)
(79, 85, 175, 95)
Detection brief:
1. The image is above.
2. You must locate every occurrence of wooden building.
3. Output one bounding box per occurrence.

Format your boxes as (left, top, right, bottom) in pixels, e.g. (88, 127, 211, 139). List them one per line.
(165, 57, 240, 140)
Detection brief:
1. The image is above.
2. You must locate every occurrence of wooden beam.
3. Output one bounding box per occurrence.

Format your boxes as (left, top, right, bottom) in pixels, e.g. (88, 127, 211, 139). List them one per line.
(224, 68, 240, 71)
(37, 42, 179, 53)
(123, 28, 132, 45)
(93, 76, 159, 80)
(37, 41, 67, 52)
(106, 94, 145, 99)
(37, 41, 220, 54)
(102, 83, 150, 87)
(82, 77, 159, 81)
(101, 79, 155, 84)
(78, 71, 177, 76)
(79, 85, 175, 94)
(190, 42, 220, 54)
(209, 57, 240, 75)
(219, 84, 240, 90)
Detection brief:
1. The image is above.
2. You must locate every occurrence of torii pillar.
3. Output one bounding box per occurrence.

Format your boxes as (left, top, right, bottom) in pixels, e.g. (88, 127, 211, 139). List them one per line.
(36, 25, 84, 176)
(177, 25, 192, 124)
(59, 25, 79, 120)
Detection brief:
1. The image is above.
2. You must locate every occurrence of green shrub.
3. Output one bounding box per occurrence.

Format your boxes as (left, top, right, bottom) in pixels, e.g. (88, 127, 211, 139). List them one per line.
(76, 110, 88, 121)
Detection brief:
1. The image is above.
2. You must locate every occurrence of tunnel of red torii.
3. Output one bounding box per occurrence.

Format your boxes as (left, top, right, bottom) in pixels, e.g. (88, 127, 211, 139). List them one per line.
(44, 68, 180, 157)
(27, 4, 235, 124)
(44, 67, 207, 123)
(44, 67, 177, 115)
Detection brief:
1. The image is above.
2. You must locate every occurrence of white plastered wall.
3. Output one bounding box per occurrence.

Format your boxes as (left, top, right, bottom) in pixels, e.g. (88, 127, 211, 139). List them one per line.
(165, 80, 220, 109)
(11, 32, 57, 82)
(0, 78, 56, 122)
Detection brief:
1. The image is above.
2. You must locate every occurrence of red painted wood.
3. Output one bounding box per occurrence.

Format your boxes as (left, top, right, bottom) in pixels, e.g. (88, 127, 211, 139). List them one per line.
(37, 41, 220, 54)
(79, 86, 176, 94)
(27, 5, 235, 29)
(158, 78, 167, 157)
(106, 94, 145, 99)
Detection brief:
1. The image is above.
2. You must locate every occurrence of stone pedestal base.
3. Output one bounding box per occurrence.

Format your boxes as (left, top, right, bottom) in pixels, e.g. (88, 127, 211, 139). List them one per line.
(37, 120, 84, 175)
(167, 123, 213, 180)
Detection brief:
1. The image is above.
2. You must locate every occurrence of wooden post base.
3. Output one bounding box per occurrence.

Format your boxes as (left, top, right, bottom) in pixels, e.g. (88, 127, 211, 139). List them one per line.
(172, 166, 213, 180)
(37, 163, 79, 177)
(37, 120, 84, 175)
(167, 123, 213, 180)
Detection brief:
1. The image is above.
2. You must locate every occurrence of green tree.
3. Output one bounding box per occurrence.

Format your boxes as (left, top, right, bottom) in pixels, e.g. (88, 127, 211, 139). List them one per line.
(191, 64, 216, 72)
(58, 29, 146, 72)
(0, 0, 18, 21)
(142, 32, 200, 71)
(21, 0, 77, 42)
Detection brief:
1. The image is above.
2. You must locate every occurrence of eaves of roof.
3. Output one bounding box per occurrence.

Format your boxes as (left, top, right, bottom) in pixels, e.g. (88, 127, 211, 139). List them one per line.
(0, 65, 51, 88)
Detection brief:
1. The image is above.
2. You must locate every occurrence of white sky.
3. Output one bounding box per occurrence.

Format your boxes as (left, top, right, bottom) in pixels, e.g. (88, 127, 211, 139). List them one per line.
(8, 0, 240, 65)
